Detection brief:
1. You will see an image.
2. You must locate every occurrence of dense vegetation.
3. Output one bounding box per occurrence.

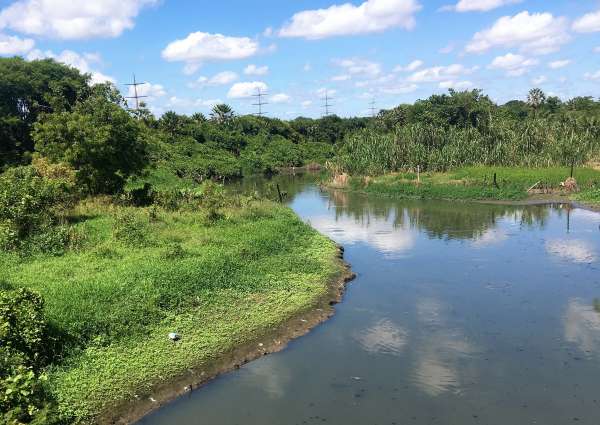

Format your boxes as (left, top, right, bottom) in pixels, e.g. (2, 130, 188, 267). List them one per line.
(336, 89, 600, 175)
(2, 54, 600, 423)
(0, 57, 349, 424)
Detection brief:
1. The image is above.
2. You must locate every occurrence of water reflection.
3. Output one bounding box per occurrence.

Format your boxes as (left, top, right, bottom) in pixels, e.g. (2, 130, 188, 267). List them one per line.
(354, 319, 408, 356)
(545, 239, 597, 263)
(310, 213, 415, 258)
(412, 298, 476, 397)
(564, 299, 600, 356)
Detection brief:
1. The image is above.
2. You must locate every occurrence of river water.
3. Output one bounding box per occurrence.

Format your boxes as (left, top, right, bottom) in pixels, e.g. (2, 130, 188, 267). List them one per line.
(140, 176, 600, 425)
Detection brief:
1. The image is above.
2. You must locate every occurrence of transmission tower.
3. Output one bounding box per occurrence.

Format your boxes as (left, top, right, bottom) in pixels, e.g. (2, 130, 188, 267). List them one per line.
(252, 87, 269, 117)
(321, 90, 333, 117)
(369, 98, 377, 118)
(125, 74, 148, 110)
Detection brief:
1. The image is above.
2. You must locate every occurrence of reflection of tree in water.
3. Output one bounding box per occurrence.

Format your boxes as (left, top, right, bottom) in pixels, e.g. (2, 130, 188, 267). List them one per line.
(233, 176, 557, 241)
(325, 189, 553, 241)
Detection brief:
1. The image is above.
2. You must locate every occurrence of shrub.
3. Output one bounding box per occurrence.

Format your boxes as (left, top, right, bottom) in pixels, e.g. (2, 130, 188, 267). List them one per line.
(0, 288, 54, 424)
(112, 211, 150, 246)
(0, 163, 75, 251)
(201, 181, 226, 221)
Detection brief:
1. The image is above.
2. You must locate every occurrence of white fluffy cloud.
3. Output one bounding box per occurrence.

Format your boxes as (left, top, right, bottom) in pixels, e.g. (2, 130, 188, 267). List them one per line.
(380, 83, 418, 94)
(0, 33, 34, 55)
(443, 0, 521, 13)
(127, 83, 166, 101)
(227, 81, 268, 98)
(271, 93, 291, 104)
(26, 49, 114, 84)
(191, 71, 239, 88)
(0, 0, 155, 39)
(573, 10, 600, 33)
(278, 0, 421, 39)
(162, 32, 259, 67)
(335, 58, 382, 77)
(488, 53, 538, 76)
(394, 59, 423, 72)
(439, 80, 474, 90)
(244, 64, 269, 76)
(408, 64, 477, 82)
(531, 75, 547, 85)
(548, 59, 571, 69)
(465, 11, 570, 55)
(584, 70, 600, 81)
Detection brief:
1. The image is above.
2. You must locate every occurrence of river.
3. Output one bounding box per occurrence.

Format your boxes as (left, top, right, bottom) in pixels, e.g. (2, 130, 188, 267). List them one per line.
(140, 175, 600, 425)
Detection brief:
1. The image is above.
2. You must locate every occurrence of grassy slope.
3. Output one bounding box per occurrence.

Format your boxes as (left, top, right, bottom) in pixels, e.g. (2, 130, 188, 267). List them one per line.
(0, 199, 341, 422)
(345, 166, 600, 204)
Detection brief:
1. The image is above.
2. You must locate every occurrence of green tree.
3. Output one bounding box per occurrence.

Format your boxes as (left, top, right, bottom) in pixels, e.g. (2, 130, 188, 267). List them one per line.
(527, 88, 547, 116)
(210, 104, 235, 124)
(0, 57, 90, 168)
(33, 84, 147, 194)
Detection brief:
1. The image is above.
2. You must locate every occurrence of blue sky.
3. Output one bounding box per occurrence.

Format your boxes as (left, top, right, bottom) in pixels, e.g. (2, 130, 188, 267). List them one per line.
(0, 0, 599, 118)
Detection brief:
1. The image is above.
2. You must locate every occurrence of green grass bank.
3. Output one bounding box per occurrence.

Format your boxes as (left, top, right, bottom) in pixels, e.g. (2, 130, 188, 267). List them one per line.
(331, 166, 600, 207)
(1, 198, 347, 423)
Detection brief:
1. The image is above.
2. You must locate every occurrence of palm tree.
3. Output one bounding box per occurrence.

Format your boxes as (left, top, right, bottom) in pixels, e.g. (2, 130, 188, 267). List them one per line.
(210, 104, 234, 124)
(527, 88, 546, 116)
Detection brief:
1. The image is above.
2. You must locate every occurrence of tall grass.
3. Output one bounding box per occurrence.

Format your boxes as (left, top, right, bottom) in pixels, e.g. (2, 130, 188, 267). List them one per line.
(336, 116, 600, 175)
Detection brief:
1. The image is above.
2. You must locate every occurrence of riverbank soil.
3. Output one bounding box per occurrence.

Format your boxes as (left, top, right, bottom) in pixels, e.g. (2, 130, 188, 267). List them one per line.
(0, 198, 350, 424)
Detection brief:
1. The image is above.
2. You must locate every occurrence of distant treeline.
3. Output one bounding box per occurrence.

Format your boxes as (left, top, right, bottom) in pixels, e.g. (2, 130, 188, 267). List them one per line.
(336, 89, 600, 175)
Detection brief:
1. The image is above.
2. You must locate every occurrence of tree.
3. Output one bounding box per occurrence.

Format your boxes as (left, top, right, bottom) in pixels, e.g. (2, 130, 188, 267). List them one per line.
(210, 104, 235, 124)
(0, 58, 90, 168)
(33, 84, 147, 194)
(527, 88, 546, 115)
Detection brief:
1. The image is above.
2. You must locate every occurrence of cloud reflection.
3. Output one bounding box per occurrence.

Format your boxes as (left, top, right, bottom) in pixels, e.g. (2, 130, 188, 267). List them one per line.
(412, 298, 476, 397)
(545, 239, 597, 263)
(355, 319, 408, 356)
(310, 214, 415, 258)
(564, 298, 600, 355)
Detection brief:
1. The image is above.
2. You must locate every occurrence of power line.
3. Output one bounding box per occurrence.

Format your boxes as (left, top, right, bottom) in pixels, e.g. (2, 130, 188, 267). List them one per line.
(124, 74, 148, 110)
(252, 87, 269, 117)
(369, 98, 377, 118)
(321, 90, 333, 117)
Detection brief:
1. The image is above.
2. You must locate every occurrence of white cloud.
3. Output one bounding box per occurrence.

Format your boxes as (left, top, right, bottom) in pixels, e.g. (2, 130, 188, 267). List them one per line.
(0, 0, 155, 40)
(332, 74, 351, 81)
(381, 83, 418, 94)
(0, 33, 34, 55)
(335, 58, 382, 77)
(443, 0, 521, 13)
(548, 59, 571, 69)
(227, 81, 268, 98)
(465, 11, 570, 55)
(595, 46, 600, 54)
(439, 80, 474, 90)
(26, 49, 114, 84)
(408, 64, 477, 82)
(128, 83, 166, 99)
(531, 75, 547, 85)
(488, 53, 538, 76)
(271, 93, 291, 103)
(191, 71, 239, 88)
(162, 32, 259, 68)
(584, 70, 600, 81)
(278, 0, 422, 39)
(209, 71, 239, 85)
(301, 100, 313, 108)
(573, 10, 600, 33)
(244, 64, 269, 76)
(394, 59, 423, 72)
(303, 62, 312, 72)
